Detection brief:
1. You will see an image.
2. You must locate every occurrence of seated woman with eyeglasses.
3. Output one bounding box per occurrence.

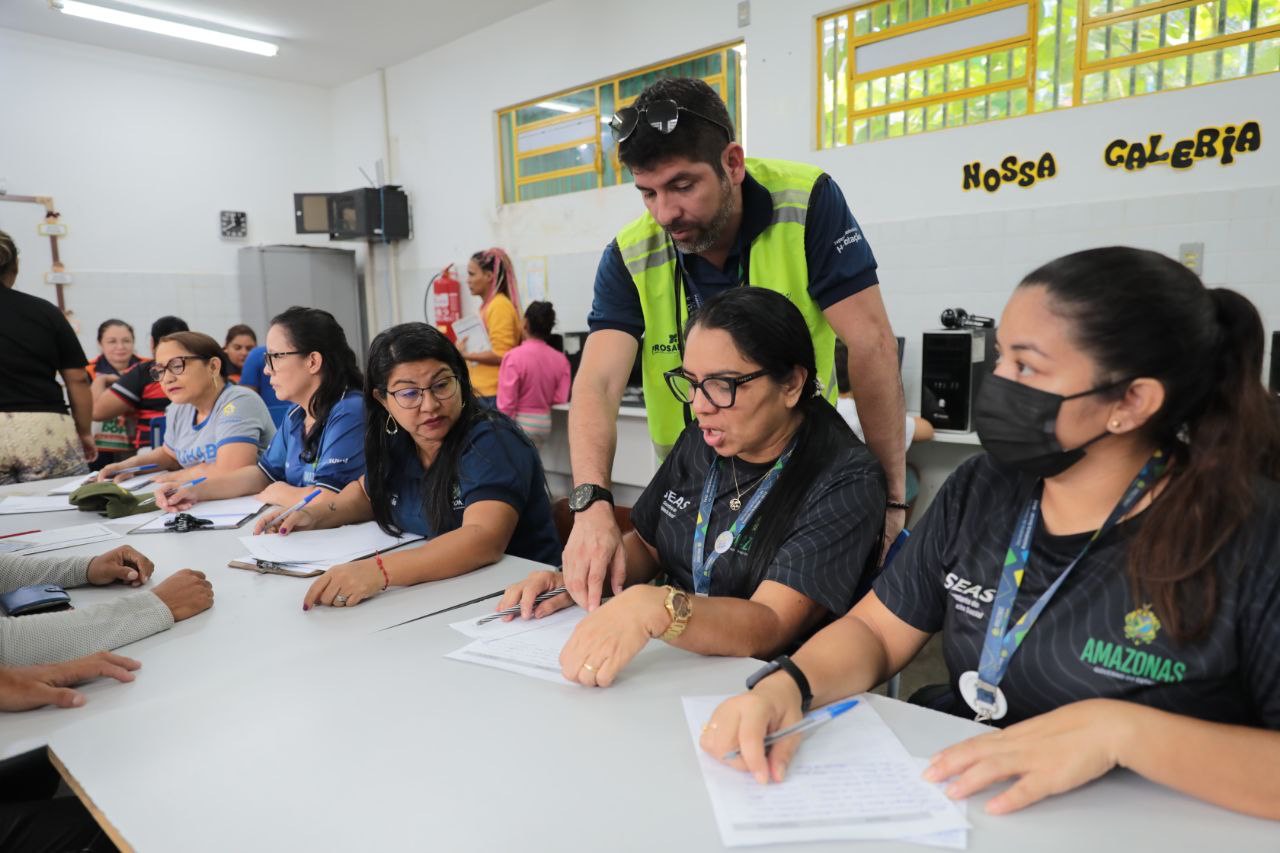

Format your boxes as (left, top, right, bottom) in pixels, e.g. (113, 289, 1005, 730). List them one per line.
(251, 322, 561, 610)
(96, 332, 275, 484)
(498, 288, 886, 687)
(156, 307, 365, 512)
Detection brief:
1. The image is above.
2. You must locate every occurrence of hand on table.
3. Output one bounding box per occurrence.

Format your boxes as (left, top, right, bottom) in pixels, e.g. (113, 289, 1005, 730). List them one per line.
(154, 483, 198, 512)
(561, 504, 625, 611)
(496, 570, 573, 621)
(303, 560, 383, 611)
(0, 652, 141, 711)
(558, 585, 668, 688)
(151, 569, 214, 622)
(253, 505, 317, 536)
(87, 545, 154, 587)
(923, 698, 1130, 815)
(699, 676, 806, 784)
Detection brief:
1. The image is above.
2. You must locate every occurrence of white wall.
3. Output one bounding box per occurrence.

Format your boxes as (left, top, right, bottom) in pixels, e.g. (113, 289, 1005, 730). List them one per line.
(0, 28, 334, 358)
(350, 0, 1278, 411)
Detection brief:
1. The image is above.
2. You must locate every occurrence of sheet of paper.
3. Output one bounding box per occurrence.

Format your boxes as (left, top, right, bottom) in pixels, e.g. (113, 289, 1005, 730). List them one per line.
(1, 523, 120, 556)
(133, 497, 265, 532)
(229, 554, 328, 574)
(906, 758, 969, 850)
(47, 474, 157, 495)
(449, 604, 580, 641)
(238, 521, 421, 566)
(446, 607, 587, 684)
(0, 496, 79, 514)
(451, 315, 491, 353)
(681, 695, 969, 847)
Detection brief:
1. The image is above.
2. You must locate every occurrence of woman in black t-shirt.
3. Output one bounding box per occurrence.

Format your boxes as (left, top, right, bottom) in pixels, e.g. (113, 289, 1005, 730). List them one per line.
(700, 247, 1280, 820)
(498, 288, 886, 687)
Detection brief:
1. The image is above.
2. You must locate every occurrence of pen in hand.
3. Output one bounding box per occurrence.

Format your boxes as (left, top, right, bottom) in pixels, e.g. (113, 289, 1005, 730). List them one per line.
(722, 698, 861, 761)
(137, 477, 206, 508)
(270, 489, 323, 532)
(476, 586, 569, 625)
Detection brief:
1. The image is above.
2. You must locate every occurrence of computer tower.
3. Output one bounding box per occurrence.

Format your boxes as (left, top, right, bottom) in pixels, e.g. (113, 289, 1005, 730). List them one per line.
(921, 329, 996, 432)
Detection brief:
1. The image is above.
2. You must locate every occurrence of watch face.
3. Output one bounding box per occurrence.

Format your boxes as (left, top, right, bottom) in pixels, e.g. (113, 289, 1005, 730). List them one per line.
(671, 592, 693, 619)
(568, 484, 595, 511)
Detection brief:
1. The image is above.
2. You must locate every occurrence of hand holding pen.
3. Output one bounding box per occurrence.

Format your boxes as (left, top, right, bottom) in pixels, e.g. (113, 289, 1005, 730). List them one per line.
(137, 477, 206, 510)
(259, 489, 323, 536)
(494, 570, 576, 621)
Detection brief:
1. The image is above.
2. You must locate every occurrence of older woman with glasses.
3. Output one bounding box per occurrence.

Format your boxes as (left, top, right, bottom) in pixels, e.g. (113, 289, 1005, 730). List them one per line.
(253, 322, 561, 610)
(497, 288, 887, 687)
(156, 307, 364, 512)
(96, 332, 275, 484)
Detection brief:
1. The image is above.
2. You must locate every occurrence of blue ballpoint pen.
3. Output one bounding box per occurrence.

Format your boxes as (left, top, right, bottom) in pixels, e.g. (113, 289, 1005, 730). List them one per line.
(116, 463, 160, 476)
(271, 489, 323, 531)
(137, 477, 207, 508)
(722, 698, 861, 761)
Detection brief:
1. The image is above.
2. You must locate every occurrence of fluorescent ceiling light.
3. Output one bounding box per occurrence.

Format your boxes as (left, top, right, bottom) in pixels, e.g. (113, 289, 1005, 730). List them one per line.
(536, 100, 581, 113)
(51, 1, 279, 57)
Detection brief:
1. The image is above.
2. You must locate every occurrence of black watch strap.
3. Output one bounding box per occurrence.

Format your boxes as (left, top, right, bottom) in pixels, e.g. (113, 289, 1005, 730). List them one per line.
(745, 654, 813, 713)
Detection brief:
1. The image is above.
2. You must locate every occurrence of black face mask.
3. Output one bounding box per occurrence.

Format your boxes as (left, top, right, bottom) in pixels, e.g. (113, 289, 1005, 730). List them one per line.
(973, 374, 1127, 478)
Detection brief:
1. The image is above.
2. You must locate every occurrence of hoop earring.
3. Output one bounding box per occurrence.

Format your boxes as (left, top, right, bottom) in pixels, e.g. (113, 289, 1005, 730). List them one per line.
(385, 413, 399, 435)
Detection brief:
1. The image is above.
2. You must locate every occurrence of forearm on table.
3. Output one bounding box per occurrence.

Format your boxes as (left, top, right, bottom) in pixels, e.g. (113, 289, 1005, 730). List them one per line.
(789, 613, 896, 708)
(0, 554, 92, 591)
(382, 524, 504, 586)
(199, 467, 271, 501)
(1114, 703, 1280, 819)
(0, 592, 173, 666)
(258, 481, 323, 507)
(300, 482, 374, 529)
(664, 592, 821, 660)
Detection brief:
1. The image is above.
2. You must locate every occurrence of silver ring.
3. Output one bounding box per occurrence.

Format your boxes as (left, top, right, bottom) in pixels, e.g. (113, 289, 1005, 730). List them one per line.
(333, 594, 349, 606)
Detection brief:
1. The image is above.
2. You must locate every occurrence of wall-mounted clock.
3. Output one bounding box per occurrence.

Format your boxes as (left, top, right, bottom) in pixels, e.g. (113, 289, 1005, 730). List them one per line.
(220, 210, 248, 239)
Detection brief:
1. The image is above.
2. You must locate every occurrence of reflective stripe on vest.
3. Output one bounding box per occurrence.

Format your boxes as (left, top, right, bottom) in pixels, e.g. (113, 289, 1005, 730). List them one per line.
(619, 157, 839, 455)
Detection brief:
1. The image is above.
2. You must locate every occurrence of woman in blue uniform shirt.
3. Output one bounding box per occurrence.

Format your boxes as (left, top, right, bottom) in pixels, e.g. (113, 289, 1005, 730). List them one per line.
(157, 306, 364, 511)
(254, 322, 560, 610)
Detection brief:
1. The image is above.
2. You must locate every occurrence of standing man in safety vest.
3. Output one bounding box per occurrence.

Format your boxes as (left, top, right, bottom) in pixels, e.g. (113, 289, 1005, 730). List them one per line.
(564, 77, 906, 610)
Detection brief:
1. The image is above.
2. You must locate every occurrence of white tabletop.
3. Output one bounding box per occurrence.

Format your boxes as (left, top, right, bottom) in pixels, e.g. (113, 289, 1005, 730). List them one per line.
(47, 599, 1280, 853)
(0, 476, 542, 758)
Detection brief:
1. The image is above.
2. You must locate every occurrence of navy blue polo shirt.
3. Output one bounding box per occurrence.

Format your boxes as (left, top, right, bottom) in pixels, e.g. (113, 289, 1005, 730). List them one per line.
(588, 169, 879, 337)
(381, 417, 561, 566)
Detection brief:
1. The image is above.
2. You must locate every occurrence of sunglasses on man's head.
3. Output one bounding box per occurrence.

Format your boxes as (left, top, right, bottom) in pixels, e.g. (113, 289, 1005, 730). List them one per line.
(608, 99, 735, 144)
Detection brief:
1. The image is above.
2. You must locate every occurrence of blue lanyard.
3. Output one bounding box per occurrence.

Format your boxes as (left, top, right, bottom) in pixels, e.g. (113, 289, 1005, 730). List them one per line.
(973, 449, 1169, 714)
(690, 441, 794, 596)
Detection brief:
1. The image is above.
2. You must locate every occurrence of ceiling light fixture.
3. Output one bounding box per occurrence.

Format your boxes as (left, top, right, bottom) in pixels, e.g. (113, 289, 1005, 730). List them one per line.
(49, 0, 279, 57)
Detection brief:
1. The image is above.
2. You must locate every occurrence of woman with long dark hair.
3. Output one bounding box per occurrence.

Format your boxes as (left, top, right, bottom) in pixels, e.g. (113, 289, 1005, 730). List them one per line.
(701, 247, 1280, 820)
(253, 322, 560, 610)
(157, 307, 364, 511)
(458, 247, 522, 406)
(498, 287, 887, 686)
(497, 300, 570, 450)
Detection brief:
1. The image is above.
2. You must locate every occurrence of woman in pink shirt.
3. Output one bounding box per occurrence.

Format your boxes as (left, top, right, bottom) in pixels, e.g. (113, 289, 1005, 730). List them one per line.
(497, 301, 570, 451)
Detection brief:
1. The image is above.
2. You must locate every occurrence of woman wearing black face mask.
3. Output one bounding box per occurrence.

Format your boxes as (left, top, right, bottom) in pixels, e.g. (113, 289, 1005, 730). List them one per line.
(697, 247, 1280, 820)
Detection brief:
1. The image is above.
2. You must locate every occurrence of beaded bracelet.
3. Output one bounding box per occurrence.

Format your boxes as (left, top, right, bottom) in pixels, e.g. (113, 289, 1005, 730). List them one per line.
(374, 551, 390, 591)
(887, 500, 910, 511)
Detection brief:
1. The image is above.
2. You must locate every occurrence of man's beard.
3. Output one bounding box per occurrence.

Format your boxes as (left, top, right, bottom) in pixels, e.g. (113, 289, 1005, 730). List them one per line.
(667, 175, 734, 255)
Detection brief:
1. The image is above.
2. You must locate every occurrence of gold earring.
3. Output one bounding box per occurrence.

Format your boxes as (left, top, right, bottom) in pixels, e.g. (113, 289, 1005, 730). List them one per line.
(385, 413, 399, 435)
(1110, 419, 1122, 430)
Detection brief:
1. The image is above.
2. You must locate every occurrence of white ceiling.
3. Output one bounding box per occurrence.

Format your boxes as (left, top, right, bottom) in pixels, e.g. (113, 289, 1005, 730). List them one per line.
(0, 0, 551, 87)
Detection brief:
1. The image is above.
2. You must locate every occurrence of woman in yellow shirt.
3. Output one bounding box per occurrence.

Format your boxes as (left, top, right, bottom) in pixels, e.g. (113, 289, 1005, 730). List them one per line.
(459, 247, 522, 406)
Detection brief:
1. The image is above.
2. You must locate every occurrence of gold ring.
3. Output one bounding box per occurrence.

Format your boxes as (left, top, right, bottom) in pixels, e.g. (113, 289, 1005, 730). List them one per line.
(334, 594, 349, 606)
(581, 663, 596, 672)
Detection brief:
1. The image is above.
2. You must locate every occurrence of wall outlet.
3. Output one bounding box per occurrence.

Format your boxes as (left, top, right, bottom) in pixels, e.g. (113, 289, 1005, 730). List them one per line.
(737, 0, 750, 27)
(1179, 242, 1204, 275)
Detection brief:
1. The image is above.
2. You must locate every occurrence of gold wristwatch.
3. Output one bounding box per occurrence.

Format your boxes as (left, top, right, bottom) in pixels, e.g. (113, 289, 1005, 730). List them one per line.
(660, 585, 693, 642)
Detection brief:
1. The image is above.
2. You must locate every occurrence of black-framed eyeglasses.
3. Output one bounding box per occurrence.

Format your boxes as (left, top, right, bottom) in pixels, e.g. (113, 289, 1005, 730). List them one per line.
(609, 99, 735, 144)
(382, 375, 460, 408)
(664, 368, 769, 409)
(264, 350, 306, 372)
(149, 356, 209, 381)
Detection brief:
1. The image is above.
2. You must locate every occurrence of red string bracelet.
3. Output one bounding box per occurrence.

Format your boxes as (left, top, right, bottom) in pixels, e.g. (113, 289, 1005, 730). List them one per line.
(375, 551, 390, 591)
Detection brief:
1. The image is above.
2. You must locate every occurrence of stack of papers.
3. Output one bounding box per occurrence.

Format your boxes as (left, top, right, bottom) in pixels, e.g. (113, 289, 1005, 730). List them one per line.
(232, 521, 423, 572)
(47, 474, 157, 495)
(132, 497, 265, 532)
(0, 496, 79, 514)
(446, 608, 594, 684)
(0, 523, 120, 555)
(681, 695, 970, 848)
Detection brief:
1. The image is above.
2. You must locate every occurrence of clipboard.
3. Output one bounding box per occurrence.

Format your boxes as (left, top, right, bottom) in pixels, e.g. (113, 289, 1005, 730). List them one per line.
(227, 558, 325, 578)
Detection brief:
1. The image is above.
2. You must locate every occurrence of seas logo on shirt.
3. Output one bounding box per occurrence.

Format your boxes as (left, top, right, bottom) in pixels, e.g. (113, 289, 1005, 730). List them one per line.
(661, 490, 691, 519)
(943, 572, 995, 620)
(1078, 605, 1186, 685)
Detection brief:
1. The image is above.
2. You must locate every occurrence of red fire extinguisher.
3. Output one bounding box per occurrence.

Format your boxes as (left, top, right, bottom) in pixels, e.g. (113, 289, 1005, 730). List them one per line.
(427, 264, 462, 343)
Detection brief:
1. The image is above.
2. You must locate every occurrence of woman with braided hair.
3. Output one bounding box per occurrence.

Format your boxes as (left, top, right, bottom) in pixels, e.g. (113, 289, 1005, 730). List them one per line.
(458, 247, 522, 407)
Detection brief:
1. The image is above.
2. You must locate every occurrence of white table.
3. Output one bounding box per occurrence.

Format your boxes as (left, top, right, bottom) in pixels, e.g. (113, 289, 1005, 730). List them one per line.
(0, 476, 543, 758)
(47, 599, 1280, 853)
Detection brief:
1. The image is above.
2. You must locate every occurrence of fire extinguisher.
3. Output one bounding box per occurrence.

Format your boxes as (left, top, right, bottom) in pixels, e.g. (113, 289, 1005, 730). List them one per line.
(426, 264, 462, 343)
